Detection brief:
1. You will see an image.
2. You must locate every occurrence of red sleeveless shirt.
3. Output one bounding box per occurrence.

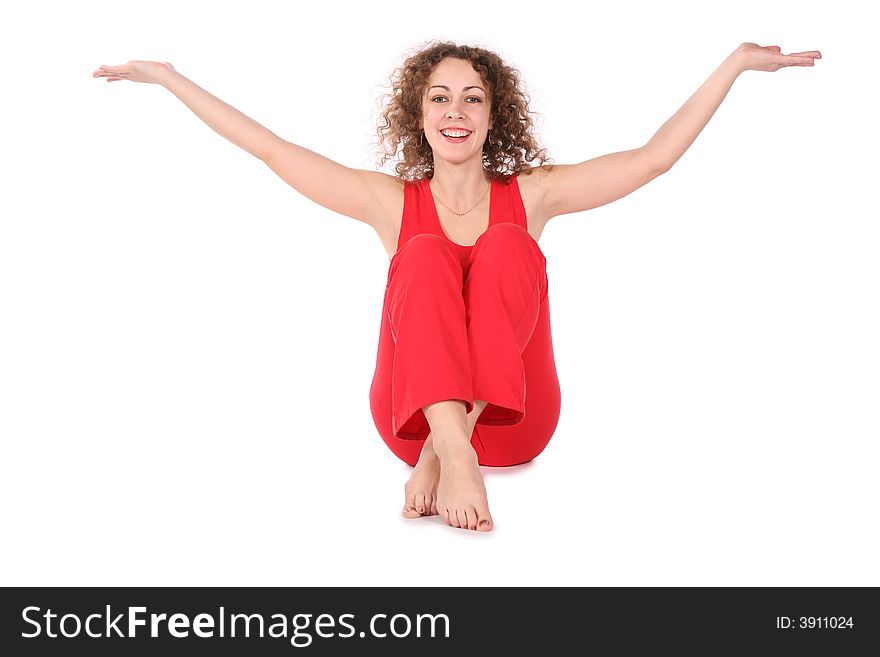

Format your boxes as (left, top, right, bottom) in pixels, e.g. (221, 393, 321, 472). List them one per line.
(394, 174, 531, 266)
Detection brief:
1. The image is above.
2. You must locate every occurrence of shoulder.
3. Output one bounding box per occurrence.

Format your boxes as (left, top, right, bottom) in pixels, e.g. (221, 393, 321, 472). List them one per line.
(358, 169, 407, 199)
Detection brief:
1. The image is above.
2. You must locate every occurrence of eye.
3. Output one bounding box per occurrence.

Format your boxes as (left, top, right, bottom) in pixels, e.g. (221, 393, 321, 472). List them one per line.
(430, 96, 482, 103)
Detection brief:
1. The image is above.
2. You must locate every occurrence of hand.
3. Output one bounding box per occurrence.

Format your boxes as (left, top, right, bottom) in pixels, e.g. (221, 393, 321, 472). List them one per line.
(733, 43, 821, 73)
(92, 60, 176, 85)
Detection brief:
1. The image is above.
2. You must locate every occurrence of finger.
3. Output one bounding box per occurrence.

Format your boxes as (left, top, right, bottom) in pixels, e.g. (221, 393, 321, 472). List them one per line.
(784, 56, 816, 66)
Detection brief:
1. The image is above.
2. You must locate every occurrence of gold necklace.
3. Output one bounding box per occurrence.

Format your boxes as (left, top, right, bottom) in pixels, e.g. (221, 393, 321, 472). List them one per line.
(430, 180, 490, 217)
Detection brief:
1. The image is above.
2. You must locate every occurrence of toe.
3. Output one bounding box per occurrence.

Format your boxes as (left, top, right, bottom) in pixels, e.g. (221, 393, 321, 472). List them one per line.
(414, 493, 427, 515)
(424, 494, 437, 516)
(477, 508, 493, 532)
(465, 506, 478, 531)
(402, 491, 420, 518)
(455, 509, 468, 529)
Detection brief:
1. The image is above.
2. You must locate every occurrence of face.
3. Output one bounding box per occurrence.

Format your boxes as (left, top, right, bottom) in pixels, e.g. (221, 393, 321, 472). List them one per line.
(421, 57, 493, 163)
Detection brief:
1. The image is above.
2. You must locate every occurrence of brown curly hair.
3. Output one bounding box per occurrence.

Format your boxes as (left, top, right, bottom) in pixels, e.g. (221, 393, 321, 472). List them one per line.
(374, 40, 554, 184)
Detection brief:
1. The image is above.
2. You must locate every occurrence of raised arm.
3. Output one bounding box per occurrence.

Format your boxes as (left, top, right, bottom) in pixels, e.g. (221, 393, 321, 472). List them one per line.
(540, 43, 821, 220)
(93, 60, 384, 228)
(643, 43, 820, 171)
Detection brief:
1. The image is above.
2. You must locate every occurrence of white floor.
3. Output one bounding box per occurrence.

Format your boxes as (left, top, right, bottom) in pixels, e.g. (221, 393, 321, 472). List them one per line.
(4, 383, 876, 586)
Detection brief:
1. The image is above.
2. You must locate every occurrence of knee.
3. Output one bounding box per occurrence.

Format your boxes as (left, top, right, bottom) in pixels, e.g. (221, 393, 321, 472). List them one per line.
(389, 234, 460, 281)
(396, 234, 458, 264)
(480, 223, 539, 258)
(474, 223, 545, 272)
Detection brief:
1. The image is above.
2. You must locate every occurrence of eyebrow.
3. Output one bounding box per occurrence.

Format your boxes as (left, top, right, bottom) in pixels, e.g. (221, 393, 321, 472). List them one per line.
(428, 85, 485, 93)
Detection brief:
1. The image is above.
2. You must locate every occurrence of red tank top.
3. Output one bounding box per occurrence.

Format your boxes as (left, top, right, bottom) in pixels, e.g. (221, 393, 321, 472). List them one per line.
(395, 174, 529, 263)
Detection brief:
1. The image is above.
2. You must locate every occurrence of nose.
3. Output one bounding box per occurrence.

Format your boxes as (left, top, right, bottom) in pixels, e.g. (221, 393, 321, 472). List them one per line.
(446, 102, 465, 119)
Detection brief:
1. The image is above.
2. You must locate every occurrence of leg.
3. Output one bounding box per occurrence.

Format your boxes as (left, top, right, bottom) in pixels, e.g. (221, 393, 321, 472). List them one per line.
(389, 226, 545, 529)
(417, 225, 544, 529)
(403, 400, 488, 518)
(467, 289, 561, 466)
(465, 223, 548, 427)
(423, 399, 493, 531)
(466, 399, 491, 439)
(384, 235, 474, 441)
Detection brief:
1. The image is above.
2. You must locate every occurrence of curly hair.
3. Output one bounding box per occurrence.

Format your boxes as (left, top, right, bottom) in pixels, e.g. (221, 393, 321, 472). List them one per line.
(374, 40, 554, 184)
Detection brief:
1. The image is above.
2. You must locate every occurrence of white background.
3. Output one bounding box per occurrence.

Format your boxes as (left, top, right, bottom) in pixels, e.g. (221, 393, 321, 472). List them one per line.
(1, 0, 875, 586)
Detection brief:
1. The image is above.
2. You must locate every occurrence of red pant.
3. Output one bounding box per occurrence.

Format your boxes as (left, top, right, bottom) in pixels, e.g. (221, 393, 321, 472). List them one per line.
(369, 223, 561, 467)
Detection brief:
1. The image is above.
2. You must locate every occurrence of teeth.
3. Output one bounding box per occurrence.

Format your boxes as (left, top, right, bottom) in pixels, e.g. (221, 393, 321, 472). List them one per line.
(441, 130, 470, 138)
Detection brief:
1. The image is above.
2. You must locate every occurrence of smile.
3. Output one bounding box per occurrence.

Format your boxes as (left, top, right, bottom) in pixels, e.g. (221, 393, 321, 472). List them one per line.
(439, 130, 472, 143)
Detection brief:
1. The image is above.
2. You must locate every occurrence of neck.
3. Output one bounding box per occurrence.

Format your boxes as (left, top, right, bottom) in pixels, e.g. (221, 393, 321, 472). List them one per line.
(429, 158, 490, 211)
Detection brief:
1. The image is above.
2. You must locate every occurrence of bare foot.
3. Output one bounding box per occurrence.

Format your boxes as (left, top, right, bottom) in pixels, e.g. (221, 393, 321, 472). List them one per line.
(402, 434, 440, 518)
(433, 435, 494, 532)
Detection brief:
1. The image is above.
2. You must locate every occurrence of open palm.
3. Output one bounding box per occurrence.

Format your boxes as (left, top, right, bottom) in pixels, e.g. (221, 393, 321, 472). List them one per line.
(736, 43, 821, 72)
(92, 60, 176, 84)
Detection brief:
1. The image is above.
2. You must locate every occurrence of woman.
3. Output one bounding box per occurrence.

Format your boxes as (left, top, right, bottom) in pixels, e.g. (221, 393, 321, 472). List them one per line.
(93, 40, 820, 533)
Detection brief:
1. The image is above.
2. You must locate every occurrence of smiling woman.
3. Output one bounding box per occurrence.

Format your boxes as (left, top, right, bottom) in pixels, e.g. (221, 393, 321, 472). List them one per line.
(374, 42, 553, 183)
(362, 41, 566, 534)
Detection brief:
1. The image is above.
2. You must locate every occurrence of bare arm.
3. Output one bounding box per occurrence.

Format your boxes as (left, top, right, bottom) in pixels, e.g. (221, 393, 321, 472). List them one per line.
(156, 65, 282, 161)
(641, 52, 743, 172)
(643, 43, 821, 171)
(94, 61, 385, 228)
(540, 49, 745, 219)
(157, 66, 382, 223)
(539, 44, 821, 220)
